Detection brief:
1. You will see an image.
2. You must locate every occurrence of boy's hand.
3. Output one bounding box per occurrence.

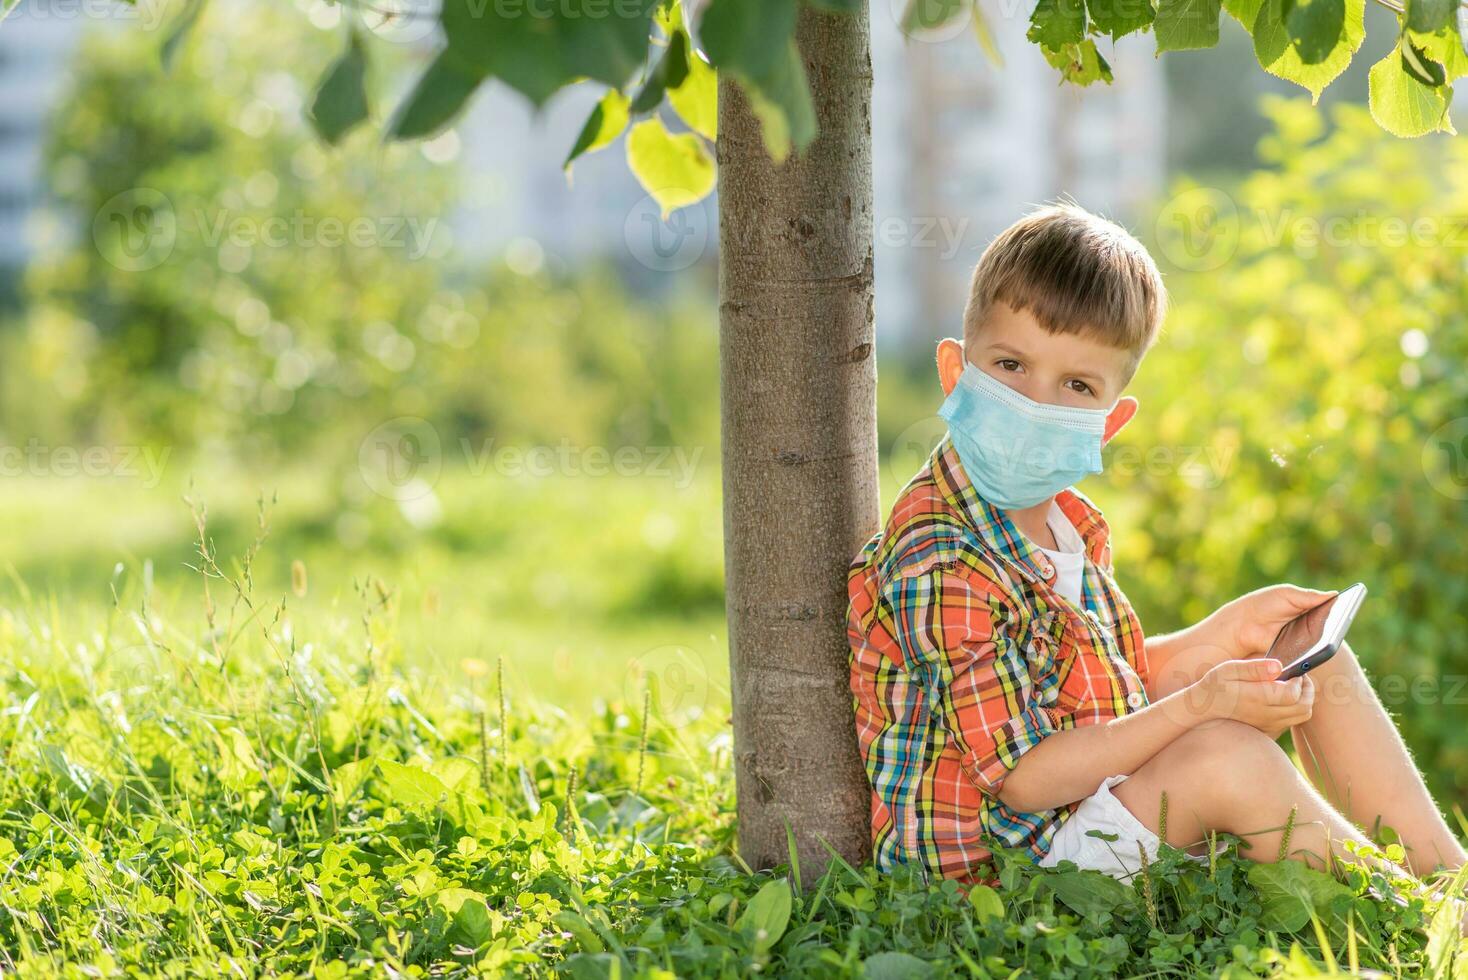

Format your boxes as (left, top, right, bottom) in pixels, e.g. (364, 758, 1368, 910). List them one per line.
(1190, 658, 1315, 738)
(1205, 584, 1337, 660)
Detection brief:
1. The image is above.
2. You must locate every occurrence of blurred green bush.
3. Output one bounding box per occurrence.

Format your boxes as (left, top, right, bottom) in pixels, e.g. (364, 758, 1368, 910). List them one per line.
(2, 12, 720, 462)
(1102, 97, 1468, 802)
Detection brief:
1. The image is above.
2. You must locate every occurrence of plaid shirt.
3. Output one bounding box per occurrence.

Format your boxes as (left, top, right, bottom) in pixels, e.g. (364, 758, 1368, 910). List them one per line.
(847, 435, 1151, 881)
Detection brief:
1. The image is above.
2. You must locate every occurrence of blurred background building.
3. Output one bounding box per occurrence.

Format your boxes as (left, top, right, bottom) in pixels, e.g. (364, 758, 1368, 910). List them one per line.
(0, 0, 82, 279)
(0, 0, 1380, 330)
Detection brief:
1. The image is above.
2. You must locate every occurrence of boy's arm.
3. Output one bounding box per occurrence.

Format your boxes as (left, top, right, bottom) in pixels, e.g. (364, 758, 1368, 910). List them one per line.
(998, 658, 1315, 813)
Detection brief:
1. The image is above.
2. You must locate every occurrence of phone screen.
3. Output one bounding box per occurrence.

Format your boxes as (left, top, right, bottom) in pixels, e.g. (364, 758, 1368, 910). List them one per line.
(1266, 593, 1338, 665)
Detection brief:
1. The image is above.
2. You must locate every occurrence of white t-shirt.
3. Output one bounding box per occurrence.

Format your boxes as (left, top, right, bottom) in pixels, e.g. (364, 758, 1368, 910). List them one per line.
(1035, 501, 1086, 606)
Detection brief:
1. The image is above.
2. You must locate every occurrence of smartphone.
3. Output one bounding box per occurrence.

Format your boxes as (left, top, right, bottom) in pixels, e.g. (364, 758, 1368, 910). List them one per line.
(1268, 583, 1368, 680)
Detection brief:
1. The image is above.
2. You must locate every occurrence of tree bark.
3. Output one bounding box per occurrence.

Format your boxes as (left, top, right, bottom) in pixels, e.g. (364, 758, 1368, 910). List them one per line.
(716, 3, 877, 878)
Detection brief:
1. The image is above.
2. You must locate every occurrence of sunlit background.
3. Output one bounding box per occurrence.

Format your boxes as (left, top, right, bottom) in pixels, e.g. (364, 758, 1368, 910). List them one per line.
(2, 0, 1467, 805)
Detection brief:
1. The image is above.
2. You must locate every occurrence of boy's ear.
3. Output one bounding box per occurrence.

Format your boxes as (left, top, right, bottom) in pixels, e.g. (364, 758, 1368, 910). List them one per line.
(1103, 396, 1138, 445)
(936, 338, 965, 396)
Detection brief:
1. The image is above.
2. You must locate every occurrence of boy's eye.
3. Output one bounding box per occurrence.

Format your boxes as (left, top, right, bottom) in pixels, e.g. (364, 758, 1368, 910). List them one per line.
(1066, 379, 1094, 395)
(996, 359, 1022, 373)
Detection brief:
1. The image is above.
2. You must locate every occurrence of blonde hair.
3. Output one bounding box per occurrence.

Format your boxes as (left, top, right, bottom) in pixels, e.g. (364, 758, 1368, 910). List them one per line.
(963, 203, 1166, 373)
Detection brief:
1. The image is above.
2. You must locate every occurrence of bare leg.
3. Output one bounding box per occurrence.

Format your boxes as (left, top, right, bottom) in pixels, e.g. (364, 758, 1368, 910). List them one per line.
(1113, 720, 1405, 875)
(1288, 643, 1465, 875)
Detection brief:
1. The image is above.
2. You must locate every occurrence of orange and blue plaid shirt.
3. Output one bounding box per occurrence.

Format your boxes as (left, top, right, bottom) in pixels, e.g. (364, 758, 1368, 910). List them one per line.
(847, 435, 1151, 881)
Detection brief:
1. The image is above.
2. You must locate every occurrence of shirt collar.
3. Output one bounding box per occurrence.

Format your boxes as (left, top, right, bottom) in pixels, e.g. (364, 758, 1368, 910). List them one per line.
(928, 433, 1113, 577)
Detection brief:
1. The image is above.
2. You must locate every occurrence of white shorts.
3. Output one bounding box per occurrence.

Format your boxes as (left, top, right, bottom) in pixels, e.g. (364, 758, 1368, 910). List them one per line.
(1038, 774, 1163, 881)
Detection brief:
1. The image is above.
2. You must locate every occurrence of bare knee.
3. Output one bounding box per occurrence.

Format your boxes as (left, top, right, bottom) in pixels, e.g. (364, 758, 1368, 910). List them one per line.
(1136, 721, 1295, 811)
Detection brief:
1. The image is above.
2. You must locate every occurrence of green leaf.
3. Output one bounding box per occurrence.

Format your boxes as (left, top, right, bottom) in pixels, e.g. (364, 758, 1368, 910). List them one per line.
(160, 0, 207, 72)
(669, 50, 718, 140)
(561, 954, 621, 980)
(1410, 25, 1468, 80)
(1407, 0, 1453, 33)
(1155, 0, 1222, 50)
(441, 0, 656, 106)
(1285, 0, 1344, 64)
(375, 758, 453, 810)
(806, 0, 863, 9)
(632, 29, 691, 114)
(1247, 862, 1352, 933)
(1088, 0, 1156, 39)
(968, 883, 1005, 922)
(1029, 0, 1087, 49)
(1252, 0, 1363, 101)
(627, 117, 715, 215)
(565, 90, 631, 169)
(329, 756, 377, 809)
(734, 39, 818, 162)
(1044, 870, 1140, 920)
(1222, 0, 1264, 27)
(1401, 38, 1447, 86)
(862, 951, 936, 979)
(553, 910, 607, 952)
(310, 32, 370, 146)
(1043, 38, 1115, 84)
(1369, 47, 1454, 136)
(437, 888, 493, 948)
(699, 0, 798, 78)
(387, 50, 484, 140)
(735, 878, 792, 952)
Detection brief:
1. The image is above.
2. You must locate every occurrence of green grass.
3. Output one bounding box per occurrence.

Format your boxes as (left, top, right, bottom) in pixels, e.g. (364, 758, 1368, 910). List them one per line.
(3, 467, 1467, 976)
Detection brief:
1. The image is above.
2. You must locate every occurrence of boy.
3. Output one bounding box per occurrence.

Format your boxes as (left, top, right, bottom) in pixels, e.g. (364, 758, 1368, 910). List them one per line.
(847, 203, 1465, 883)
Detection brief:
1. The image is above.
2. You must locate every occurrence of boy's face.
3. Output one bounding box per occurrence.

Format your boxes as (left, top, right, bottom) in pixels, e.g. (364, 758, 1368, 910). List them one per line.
(938, 302, 1140, 444)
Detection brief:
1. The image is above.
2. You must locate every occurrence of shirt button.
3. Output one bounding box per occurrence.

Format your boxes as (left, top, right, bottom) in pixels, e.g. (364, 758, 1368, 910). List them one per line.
(1127, 691, 1145, 709)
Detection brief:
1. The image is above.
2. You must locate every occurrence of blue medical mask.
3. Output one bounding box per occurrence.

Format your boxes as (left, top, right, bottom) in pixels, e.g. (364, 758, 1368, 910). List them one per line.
(938, 364, 1112, 510)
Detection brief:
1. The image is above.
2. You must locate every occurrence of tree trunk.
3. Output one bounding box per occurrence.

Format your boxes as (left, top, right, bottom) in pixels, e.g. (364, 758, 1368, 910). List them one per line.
(716, 3, 877, 878)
